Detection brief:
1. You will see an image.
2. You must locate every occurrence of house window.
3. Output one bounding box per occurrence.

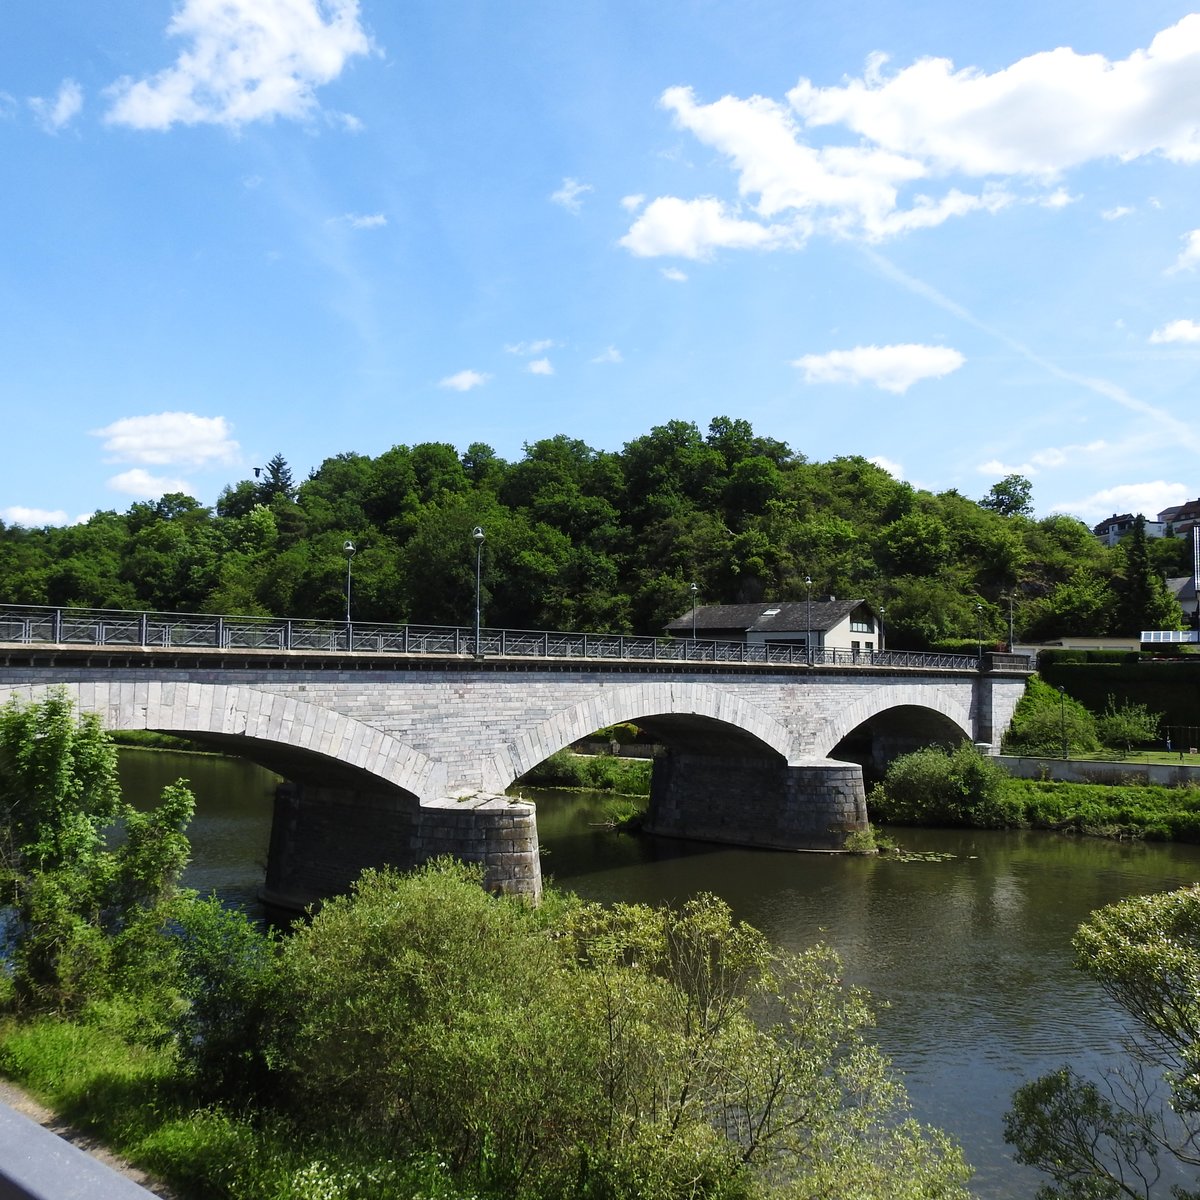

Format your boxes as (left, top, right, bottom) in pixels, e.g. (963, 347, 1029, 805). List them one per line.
(850, 618, 873, 633)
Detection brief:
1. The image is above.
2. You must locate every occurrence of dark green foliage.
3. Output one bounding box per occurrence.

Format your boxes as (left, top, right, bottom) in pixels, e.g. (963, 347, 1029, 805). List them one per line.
(171, 896, 280, 1103)
(980, 474, 1034, 518)
(1114, 515, 1183, 636)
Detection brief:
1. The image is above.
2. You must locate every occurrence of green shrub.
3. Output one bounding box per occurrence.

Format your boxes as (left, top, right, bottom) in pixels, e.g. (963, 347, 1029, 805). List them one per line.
(1003, 676, 1100, 757)
(868, 743, 1018, 828)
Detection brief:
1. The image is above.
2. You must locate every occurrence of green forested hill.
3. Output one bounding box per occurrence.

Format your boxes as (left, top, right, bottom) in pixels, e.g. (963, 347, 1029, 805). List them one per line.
(0, 417, 1188, 648)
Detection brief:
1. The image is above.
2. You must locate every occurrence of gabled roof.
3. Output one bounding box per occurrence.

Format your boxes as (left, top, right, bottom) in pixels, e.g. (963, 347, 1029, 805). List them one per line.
(1167, 576, 1198, 603)
(665, 599, 870, 635)
(1159, 498, 1200, 524)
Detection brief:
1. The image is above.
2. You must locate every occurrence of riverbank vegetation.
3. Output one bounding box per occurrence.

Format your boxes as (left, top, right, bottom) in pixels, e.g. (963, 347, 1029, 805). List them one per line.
(517, 748, 651, 795)
(0, 692, 973, 1199)
(868, 742, 1200, 842)
(1005, 884, 1200, 1198)
(0, 419, 1189, 649)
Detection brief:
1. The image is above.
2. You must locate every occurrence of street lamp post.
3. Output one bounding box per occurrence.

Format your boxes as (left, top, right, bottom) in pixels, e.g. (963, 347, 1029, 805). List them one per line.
(976, 602, 983, 663)
(805, 575, 813, 665)
(1059, 685, 1068, 760)
(1007, 593, 1015, 653)
(878, 605, 886, 653)
(690, 582, 698, 640)
(472, 526, 485, 658)
(342, 540, 355, 625)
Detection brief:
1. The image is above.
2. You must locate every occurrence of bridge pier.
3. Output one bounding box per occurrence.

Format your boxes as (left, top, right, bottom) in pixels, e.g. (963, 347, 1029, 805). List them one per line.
(645, 753, 868, 851)
(262, 783, 542, 913)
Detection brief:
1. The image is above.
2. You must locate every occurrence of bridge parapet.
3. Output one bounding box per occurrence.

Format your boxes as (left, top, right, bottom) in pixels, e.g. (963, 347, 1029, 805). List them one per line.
(0, 603, 1029, 675)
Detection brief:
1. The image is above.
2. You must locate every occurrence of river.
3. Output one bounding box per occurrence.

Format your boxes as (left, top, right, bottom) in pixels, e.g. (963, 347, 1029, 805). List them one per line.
(120, 749, 1200, 1199)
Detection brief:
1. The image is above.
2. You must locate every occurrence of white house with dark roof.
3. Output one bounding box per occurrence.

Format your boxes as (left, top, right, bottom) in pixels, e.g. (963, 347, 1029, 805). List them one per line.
(665, 599, 881, 655)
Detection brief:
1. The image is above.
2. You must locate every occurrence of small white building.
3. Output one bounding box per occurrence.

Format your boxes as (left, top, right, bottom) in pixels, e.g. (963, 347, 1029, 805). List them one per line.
(665, 599, 881, 654)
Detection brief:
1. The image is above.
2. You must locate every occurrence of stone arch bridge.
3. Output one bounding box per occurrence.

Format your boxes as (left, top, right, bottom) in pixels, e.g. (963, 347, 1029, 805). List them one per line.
(0, 637, 1030, 909)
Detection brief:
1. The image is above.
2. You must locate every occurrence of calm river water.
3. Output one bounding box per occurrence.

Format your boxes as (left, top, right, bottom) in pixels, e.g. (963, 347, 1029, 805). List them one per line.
(120, 749, 1200, 1200)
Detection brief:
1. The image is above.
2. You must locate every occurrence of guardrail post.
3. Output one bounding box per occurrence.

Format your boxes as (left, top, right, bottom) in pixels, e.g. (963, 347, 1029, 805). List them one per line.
(52, 608, 62, 644)
(582, 633, 588, 658)
(284, 620, 292, 650)
(403, 625, 409, 654)
(543, 632, 549, 656)
(139, 613, 148, 646)
(455, 629, 461, 655)
(215, 617, 225, 648)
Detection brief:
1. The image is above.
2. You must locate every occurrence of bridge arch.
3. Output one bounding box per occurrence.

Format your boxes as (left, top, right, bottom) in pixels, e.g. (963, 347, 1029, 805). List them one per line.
(807, 683, 974, 759)
(0, 681, 441, 803)
(488, 679, 795, 793)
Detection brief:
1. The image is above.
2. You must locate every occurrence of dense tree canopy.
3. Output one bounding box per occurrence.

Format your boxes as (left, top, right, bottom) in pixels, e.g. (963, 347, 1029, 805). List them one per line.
(0, 418, 1184, 647)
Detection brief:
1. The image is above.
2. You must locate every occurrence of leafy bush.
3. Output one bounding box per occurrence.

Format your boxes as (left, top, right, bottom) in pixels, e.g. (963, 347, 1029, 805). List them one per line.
(269, 860, 971, 1200)
(1003, 676, 1100, 758)
(1095, 693, 1162, 753)
(868, 742, 1019, 828)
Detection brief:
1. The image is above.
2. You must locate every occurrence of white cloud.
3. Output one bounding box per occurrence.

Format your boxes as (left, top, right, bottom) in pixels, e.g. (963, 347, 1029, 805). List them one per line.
(108, 468, 195, 498)
(29, 79, 83, 132)
(1169, 229, 1200, 273)
(439, 369, 490, 392)
(0, 92, 16, 119)
(1, 505, 70, 527)
(105, 0, 372, 131)
(620, 196, 798, 259)
(1040, 188, 1076, 209)
(330, 211, 386, 229)
(591, 346, 623, 364)
(505, 339, 556, 356)
(1055, 481, 1191, 525)
(551, 177, 593, 213)
(977, 440, 1109, 476)
(790, 16, 1200, 175)
(1150, 318, 1200, 344)
(91, 412, 239, 466)
(623, 17, 1200, 256)
(661, 266, 688, 282)
(793, 343, 964, 393)
(1102, 204, 1134, 220)
(621, 194, 645, 212)
(868, 455, 903, 478)
(528, 358, 554, 376)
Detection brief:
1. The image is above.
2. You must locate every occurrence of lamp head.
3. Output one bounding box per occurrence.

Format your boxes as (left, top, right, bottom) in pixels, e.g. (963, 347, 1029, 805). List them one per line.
(472, 526, 485, 543)
(343, 540, 355, 557)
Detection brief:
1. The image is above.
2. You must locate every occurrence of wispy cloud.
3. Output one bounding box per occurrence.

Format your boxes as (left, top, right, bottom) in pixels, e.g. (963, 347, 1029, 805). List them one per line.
(865, 248, 1200, 451)
(91, 412, 239, 467)
(439, 369, 490, 392)
(661, 266, 688, 282)
(29, 79, 83, 132)
(551, 177, 593, 213)
(105, 0, 372, 131)
(329, 212, 387, 229)
(977, 439, 1109, 476)
(793, 344, 964, 394)
(505, 339, 556, 356)
(1101, 205, 1134, 220)
(591, 346, 623, 364)
(528, 358, 554, 376)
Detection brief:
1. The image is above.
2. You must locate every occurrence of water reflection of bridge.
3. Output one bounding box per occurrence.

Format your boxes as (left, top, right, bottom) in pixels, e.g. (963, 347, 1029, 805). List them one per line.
(0, 604, 1033, 910)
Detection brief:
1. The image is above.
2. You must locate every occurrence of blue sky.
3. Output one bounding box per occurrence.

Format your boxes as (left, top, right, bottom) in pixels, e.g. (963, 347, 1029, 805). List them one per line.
(4, 0, 1200, 529)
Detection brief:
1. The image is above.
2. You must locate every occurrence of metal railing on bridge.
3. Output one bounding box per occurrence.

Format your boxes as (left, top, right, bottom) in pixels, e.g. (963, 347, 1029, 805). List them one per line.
(0, 603, 994, 672)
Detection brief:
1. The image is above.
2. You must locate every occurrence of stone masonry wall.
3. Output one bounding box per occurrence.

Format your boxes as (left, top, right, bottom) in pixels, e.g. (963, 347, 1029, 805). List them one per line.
(647, 753, 868, 851)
